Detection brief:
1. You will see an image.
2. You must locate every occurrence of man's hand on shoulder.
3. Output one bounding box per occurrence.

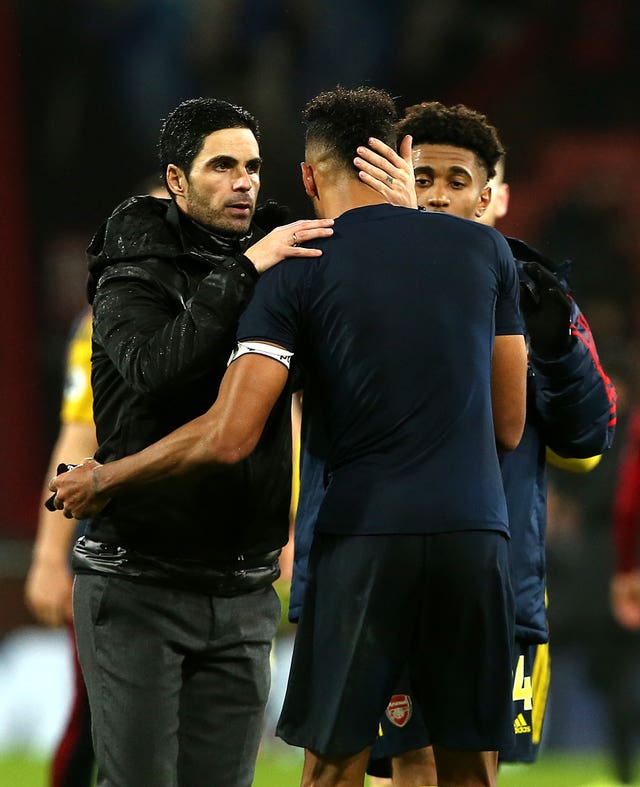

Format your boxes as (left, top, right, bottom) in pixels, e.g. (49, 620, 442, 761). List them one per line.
(48, 458, 110, 520)
(244, 219, 334, 274)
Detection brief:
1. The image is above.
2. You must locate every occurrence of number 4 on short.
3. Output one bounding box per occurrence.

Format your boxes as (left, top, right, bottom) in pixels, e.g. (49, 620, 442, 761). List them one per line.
(512, 655, 533, 711)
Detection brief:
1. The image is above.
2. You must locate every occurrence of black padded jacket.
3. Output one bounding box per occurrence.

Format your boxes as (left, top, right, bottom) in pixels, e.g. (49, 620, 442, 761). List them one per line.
(74, 196, 291, 590)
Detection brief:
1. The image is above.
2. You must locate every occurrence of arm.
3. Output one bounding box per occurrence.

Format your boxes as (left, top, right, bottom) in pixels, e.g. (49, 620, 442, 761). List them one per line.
(25, 420, 97, 627)
(492, 334, 528, 452)
(49, 353, 289, 520)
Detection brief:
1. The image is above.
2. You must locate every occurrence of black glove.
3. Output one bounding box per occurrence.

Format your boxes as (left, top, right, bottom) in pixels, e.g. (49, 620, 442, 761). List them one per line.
(519, 261, 573, 358)
(253, 200, 292, 233)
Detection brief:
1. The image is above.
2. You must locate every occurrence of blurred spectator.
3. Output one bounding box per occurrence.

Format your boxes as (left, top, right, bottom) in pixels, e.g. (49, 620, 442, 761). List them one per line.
(25, 310, 96, 787)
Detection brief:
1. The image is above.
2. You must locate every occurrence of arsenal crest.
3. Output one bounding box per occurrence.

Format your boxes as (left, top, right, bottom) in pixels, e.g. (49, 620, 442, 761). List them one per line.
(385, 694, 413, 728)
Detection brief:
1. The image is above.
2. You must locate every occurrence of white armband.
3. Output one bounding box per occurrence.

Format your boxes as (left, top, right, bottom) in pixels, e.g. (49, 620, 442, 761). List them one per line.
(228, 341, 293, 369)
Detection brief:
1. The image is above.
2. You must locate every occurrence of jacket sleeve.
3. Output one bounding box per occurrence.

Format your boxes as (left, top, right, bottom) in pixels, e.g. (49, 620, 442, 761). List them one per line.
(92, 255, 257, 397)
(529, 297, 617, 458)
(613, 410, 640, 572)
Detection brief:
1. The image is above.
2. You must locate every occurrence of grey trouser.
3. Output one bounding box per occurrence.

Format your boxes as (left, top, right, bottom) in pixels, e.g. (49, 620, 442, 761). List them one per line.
(73, 573, 281, 787)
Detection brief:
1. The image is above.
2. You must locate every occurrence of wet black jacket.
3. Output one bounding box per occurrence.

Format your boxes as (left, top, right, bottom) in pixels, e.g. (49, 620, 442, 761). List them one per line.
(78, 196, 291, 583)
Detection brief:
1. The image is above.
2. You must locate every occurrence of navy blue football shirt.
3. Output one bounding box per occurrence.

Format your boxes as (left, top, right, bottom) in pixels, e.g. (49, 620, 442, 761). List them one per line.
(237, 204, 523, 536)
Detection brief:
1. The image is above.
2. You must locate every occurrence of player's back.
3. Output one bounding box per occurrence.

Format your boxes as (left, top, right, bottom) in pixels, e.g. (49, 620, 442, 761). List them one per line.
(299, 204, 521, 537)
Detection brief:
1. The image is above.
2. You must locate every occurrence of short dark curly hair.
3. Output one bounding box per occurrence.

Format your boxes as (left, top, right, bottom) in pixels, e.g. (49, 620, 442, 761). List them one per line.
(397, 102, 504, 180)
(302, 85, 398, 171)
(158, 98, 260, 190)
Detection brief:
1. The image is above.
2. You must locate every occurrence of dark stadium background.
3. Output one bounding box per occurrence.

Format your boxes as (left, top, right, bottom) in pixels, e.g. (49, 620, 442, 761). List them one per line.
(0, 2, 638, 782)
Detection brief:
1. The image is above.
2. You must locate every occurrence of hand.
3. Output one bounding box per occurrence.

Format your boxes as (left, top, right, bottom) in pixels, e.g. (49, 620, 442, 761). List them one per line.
(354, 135, 418, 209)
(24, 557, 74, 627)
(519, 261, 573, 358)
(611, 570, 640, 630)
(48, 458, 110, 520)
(243, 219, 334, 274)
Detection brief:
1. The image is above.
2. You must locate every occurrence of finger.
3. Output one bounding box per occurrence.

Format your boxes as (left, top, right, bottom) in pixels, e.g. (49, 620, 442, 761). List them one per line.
(289, 227, 334, 244)
(398, 134, 413, 164)
(64, 509, 75, 519)
(366, 137, 405, 167)
(54, 495, 64, 511)
(48, 477, 58, 492)
(354, 156, 392, 184)
(355, 148, 400, 178)
(284, 246, 323, 258)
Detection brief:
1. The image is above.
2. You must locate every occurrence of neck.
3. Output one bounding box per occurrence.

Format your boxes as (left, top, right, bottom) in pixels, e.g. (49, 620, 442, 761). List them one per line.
(319, 177, 387, 219)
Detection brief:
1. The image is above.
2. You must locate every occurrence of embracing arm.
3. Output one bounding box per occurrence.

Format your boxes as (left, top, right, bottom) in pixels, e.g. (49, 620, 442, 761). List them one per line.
(49, 354, 289, 520)
(492, 334, 528, 452)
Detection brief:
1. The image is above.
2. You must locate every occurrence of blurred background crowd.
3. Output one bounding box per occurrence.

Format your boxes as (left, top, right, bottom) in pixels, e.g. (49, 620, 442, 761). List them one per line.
(0, 0, 639, 780)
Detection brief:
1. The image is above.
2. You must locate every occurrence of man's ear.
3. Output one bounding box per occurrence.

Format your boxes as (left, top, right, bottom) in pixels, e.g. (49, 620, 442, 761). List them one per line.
(493, 182, 510, 220)
(166, 164, 187, 199)
(301, 162, 318, 199)
(475, 185, 492, 218)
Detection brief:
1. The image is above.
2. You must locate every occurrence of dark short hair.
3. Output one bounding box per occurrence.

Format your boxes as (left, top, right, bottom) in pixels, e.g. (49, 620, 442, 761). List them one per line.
(302, 85, 398, 171)
(397, 102, 504, 180)
(158, 98, 260, 187)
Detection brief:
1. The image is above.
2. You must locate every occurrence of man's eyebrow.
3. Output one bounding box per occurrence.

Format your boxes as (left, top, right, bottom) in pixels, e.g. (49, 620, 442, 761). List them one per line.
(207, 155, 238, 167)
(206, 155, 263, 168)
(413, 164, 473, 179)
(447, 165, 473, 179)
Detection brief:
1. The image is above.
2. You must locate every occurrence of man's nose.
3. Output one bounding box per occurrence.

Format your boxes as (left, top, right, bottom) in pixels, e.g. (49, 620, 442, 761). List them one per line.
(428, 192, 449, 208)
(233, 170, 252, 191)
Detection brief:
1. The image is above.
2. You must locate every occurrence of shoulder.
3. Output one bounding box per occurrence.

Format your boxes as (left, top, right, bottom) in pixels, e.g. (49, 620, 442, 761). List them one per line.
(88, 196, 179, 265)
(259, 257, 319, 289)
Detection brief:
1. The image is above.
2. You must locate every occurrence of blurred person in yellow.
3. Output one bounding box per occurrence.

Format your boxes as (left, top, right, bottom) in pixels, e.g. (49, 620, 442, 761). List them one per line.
(25, 308, 96, 787)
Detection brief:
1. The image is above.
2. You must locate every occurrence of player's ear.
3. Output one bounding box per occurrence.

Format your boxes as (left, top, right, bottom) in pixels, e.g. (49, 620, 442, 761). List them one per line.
(493, 182, 510, 220)
(166, 164, 187, 199)
(301, 162, 318, 199)
(475, 185, 491, 218)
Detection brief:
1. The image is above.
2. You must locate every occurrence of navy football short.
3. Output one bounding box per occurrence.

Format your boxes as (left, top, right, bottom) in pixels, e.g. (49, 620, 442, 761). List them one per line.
(277, 530, 514, 757)
(366, 638, 550, 775)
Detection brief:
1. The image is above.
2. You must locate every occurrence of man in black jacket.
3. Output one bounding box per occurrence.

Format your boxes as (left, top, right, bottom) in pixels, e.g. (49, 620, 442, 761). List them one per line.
(69, 97, 333, 787)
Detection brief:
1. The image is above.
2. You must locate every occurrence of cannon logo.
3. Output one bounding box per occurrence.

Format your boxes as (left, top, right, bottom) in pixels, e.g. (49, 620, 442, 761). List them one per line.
(385, 694, 413, 728)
